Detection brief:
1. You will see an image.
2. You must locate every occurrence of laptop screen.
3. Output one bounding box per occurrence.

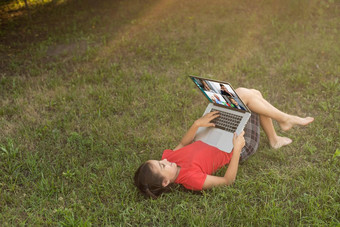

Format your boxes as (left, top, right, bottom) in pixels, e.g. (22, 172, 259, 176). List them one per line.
(190, 76, 249, 112)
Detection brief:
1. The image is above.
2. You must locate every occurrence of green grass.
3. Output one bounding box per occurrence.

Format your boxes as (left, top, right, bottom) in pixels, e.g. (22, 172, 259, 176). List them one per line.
(0, 0, 339, 225)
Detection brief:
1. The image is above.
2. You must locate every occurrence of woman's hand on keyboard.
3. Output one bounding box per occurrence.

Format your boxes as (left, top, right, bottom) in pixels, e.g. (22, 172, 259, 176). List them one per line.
(194, 111, 220, 128)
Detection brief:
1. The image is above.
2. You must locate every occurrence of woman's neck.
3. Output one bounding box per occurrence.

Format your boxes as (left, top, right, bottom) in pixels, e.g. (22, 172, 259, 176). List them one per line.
(172, 166, 181, 183)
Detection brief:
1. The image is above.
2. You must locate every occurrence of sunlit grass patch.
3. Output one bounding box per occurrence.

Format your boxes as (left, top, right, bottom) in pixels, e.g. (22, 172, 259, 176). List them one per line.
(0, 0, 339, 225)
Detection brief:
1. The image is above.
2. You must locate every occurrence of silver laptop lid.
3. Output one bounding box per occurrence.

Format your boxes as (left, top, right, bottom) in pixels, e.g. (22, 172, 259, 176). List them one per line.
(189, 76, 251, 113)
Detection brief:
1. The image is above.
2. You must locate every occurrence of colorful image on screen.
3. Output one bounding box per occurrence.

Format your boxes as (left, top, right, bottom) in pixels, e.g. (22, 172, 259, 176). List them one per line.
(191, 77, 247, 111)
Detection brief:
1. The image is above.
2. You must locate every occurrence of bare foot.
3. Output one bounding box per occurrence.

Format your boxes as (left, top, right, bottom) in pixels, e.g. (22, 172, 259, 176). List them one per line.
(279, 116, 314, 131)
(270, 136, 293, 149)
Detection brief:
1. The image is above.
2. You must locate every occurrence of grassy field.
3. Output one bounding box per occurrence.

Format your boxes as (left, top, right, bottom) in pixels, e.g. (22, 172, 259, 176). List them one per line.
(0, 0, 339, 225)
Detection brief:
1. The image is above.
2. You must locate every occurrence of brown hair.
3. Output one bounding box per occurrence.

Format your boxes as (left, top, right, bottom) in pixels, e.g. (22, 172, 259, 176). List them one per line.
(134, 161, 171, 199)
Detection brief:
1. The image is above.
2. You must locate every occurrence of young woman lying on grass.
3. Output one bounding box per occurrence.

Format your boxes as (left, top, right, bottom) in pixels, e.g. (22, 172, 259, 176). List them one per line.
(134, 88, 314, 199)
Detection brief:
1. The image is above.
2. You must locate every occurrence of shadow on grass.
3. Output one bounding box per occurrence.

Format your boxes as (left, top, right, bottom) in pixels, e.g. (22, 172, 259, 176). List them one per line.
(0, 0, 159, 73)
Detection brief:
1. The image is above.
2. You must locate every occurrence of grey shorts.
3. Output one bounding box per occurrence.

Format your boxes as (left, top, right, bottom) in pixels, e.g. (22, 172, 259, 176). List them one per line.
(240, 113, 260, 163)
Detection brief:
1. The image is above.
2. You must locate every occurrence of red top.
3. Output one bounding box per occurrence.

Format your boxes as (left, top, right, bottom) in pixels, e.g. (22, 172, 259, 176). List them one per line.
(162, 141, 233, 191)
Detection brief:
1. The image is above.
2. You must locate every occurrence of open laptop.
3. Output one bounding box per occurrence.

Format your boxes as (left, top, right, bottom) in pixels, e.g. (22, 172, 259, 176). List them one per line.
(190, 76, 251, 153)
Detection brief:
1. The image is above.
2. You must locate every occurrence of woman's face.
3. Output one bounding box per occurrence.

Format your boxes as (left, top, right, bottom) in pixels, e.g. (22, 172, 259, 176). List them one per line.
(148, 159, 178, 182)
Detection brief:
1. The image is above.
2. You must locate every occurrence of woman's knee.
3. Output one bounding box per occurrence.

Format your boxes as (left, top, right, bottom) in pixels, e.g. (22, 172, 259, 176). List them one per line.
(235, 87, 252, 102)
(250, 89, 263, 98)
(235, 87, 249, 97)
(235, 87, 251, 105)
(235, 87, 263, 104)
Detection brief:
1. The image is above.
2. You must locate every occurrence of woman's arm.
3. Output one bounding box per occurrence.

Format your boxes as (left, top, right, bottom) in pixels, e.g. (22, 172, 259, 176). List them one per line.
(202, 131, 245, 189)
(173, 111, 219, 151)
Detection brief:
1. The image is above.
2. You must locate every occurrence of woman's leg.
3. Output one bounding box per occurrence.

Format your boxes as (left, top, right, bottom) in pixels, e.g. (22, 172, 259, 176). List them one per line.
(235, 87, 314, 149)
(259, 115, 292, 149)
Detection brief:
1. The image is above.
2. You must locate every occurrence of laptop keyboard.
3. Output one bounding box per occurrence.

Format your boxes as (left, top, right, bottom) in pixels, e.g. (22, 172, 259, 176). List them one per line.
(210, 108, 242, 133)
